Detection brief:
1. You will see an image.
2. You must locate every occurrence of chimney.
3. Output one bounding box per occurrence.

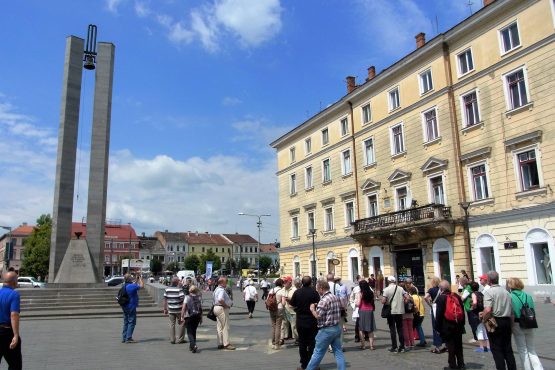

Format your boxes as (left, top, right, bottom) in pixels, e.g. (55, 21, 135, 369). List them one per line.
(415, 32, 426, 49)
(483, 0, 495, 6)
(141, 232, 145, 237)
(366, 66, 376, 82)
(346, 76, 356, 94)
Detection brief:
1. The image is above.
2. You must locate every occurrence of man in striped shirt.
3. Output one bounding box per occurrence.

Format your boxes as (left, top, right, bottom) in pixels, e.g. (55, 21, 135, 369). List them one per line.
(306, 280, 346, 370)
(163, 277, 186, 344)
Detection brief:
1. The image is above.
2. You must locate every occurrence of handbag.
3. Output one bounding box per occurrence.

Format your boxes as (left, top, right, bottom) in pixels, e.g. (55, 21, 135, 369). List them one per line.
(515, 293, 538, 329)
(381, 285, 398, 318)
(207, 305, 217, 321)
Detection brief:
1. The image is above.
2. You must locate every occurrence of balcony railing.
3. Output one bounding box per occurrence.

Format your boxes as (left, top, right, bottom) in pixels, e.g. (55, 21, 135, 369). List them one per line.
(353, 203, 452, 234)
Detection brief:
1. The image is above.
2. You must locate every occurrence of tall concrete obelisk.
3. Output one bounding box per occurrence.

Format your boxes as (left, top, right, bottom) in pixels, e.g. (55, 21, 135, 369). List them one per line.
(49, 27, 115, 285)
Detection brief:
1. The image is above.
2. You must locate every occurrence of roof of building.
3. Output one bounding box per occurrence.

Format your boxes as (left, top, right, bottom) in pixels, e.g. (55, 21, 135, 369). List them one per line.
(260, 243, 278, 253)
(222, 233, 258, 244)
(71, 222, 139, 240)
(157, 231, 233, 246)
(11, 224, 35, 236)
(138, 236, 165, 252)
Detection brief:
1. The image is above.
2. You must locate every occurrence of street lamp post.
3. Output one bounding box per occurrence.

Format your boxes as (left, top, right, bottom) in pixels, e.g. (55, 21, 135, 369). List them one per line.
(0, 226, 12, 273)
(459, 202, 474, 280)
(309, 228, 317, 284)
(238, 213, 270, 283)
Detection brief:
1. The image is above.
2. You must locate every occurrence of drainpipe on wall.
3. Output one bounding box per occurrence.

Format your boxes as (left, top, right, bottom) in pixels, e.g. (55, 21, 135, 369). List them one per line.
(442, 41, 474, 280)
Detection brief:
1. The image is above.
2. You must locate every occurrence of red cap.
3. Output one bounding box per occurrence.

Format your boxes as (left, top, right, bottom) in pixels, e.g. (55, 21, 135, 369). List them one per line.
(479, 274, 487, 280)
(283, 276, 293, 282)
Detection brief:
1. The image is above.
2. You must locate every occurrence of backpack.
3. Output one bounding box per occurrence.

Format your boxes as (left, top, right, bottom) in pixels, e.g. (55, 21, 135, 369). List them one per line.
(404, 296, 415, 314)
(444, 293, 464, 322)
(117, 284, 130, 307)
(516, 293, 538, 329)
(187, 294, 203, 317)
(265, 288, 281, 312)
(473, 291, 484, 313)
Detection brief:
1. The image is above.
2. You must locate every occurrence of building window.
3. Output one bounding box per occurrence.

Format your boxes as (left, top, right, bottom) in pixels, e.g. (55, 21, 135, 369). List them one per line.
(321, 128, 329, 146)
(471, 164, 490, 200)
(363, 137, 375, 166)
(367, 194, 379, 217)
(361, 103, 371, 124)
(345, 201, 355, 227)
(324, 207, 334, 231)
(396, 186, 408, 211)
(419, 69, 433, 94)
(340, 118, 349, 136)
(307, 211, 315, 232)
(389, 87, 400, 111)
(322, 158, 331, 183)
(457, 49, 474, 76)
(305, 137, 312, 155)
(291, 216, 299, 238)
(305, 166, 313, 189)
(341, 149, 352, 176)
(289, 147, 296, 163)
(290, 173, 297, 195)
(390, 123, 405, 155)
(430, 175, 445, 204)
(423, 108, 439, 142)
(517, 149, 540, 191)
(500, 22, 520, 54)
(461, 90, 480, 127)
(504, 68, 529, 110)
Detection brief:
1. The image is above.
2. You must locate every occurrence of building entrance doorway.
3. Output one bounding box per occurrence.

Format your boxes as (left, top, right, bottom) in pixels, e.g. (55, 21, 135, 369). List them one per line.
(395, 249, 425, 293)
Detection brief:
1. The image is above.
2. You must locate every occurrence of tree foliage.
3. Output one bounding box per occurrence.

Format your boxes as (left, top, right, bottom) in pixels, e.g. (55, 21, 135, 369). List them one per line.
(20, 214, 52, 278)
(184, 254, 200, 272)
(259, 256, 272, 274)
(150, 259, 163, 275)
(198, 249, 222, 273)
(238, 257, 250, 269)
(224, 258, 237, 272)
(165, 261, 179, 273)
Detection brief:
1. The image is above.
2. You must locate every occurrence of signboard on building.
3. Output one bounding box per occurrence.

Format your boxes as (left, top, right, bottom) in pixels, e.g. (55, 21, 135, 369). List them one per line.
(121, 259, 149, 269)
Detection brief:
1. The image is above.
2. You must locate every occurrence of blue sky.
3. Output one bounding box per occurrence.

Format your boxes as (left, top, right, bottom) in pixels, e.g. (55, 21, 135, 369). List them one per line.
(0, 0, 480, 243)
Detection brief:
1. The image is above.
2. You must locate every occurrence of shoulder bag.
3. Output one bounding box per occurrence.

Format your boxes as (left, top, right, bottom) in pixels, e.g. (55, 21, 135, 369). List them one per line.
(515, 292, 538, 329)
(381, 285, 398, 318)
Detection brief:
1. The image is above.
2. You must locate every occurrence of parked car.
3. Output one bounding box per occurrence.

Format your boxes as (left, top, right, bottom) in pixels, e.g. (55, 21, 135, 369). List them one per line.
(17, 276, 46, 288)
(105, 276, 124, 286)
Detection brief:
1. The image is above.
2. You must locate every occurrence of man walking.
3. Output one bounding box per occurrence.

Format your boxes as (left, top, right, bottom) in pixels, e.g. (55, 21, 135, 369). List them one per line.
(122, 273, 144, 343)
(381, 276, 407, 353)
(260, 278, 269, 300)
(482, 271, 517, 370)
(0, 272, 22, 370)
(163, 277, 185, 344)
(243, 280, 258, 318)
(290, 276, 320, 370)
(214, 277, 235, 350)
(306, 280, 346, 370)
(281, 276, 298, 344)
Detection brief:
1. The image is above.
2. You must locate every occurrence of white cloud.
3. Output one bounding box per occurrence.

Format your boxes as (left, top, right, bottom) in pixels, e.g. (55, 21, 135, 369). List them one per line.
(222, 96, 243, 106)
(105, 0, 127, 14)
(134, 0, 150, 17)
(231, 116, 291, 153)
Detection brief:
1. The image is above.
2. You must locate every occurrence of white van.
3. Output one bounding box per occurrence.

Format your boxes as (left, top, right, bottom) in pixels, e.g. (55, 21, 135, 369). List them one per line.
(177, 270, 195, 281)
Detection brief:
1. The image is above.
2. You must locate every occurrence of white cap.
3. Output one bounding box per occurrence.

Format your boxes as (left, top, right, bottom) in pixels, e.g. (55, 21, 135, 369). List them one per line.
(387, 276, 396, 283)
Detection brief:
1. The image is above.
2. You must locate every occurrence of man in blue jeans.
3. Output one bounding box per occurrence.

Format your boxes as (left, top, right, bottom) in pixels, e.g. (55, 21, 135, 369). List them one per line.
(122, 273, 144, 343)
(306, 280, 345, 370)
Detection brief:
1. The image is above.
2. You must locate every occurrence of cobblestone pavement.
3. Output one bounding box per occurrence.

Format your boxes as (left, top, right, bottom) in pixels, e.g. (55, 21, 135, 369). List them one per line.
(9, 291, 555, 370)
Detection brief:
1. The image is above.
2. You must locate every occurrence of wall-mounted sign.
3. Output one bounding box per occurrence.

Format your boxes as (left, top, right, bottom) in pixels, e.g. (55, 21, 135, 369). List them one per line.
(504, 242, 518, 249)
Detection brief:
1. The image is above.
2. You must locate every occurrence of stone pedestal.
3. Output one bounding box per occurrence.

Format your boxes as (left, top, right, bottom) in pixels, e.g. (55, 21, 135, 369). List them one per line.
(53, 239, 99, 284)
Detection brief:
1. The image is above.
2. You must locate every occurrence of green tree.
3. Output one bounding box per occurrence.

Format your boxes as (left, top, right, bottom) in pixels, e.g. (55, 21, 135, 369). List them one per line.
(184, 255, 200, 272)
(224, 258, 237, 272)
(20, 214, 51, 278)
(150, 259, 163, 275)
(198, 249, 222, 273)
(259, 256, 272, 274)
(238, 257, 250, 270)
(165, 261, 179, 272)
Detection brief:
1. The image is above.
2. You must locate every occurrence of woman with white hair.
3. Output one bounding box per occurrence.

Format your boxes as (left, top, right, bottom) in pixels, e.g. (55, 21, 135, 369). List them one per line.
(243, 280, 258, 318)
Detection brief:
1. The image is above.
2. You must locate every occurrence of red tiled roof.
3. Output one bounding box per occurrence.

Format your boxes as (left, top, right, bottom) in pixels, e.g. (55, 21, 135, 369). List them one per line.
(183, 232, 232, 245)
(11, 224, 35, 236)
(71, 222, 138, 240)
(260, 243, 277, 253)
(223, 233, 258, 244)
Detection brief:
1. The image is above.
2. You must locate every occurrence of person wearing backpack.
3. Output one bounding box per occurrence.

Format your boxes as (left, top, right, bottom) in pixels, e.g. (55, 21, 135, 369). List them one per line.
(267, 278, 284, 349)
(435, 280, 465, 370)
(470, 281, 489, 353)
(181, 285, 203, 353)
(121, 273, 144, 343)
(507, 278, 543, 370)
(482, 271, 517, 370)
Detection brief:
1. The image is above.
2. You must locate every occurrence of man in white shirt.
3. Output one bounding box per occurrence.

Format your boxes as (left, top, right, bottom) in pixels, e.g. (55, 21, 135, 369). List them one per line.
(381, 276, 407, 353)
(214, 277, 235, 350)
(243, 280, 258, 318)
(260, 278, 269, 300)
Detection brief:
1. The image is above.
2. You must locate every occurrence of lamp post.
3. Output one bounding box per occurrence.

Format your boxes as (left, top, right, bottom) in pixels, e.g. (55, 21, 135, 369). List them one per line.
(459, 202, 474, 280)
(238, 212, 270, 283)
(0, 226, 12, 273)
(309, 228, 317, 284)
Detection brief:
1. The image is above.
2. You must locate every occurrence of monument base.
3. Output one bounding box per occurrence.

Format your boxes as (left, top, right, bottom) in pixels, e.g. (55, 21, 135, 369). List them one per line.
(53, 239, 100, 284)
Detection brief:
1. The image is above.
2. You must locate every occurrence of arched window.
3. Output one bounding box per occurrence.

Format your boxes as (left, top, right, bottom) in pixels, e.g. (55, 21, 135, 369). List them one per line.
(524, 228, 554, 285)
(368, 246, 384, 276)
(309, 253, 316, 278)
(293, 255, 301, 277)
(433, 238, 455, 284)
(326, 251, 336, 275)
(475, 234, 501, 277)
(348, 248, 360, 282)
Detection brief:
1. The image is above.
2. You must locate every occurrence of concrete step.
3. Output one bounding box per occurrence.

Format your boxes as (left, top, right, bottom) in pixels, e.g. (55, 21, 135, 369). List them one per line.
(22, 302, 158, 311)
(21, 305, 164, 319)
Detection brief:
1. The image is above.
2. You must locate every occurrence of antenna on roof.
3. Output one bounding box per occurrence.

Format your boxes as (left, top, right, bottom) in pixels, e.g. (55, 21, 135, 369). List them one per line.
(467, 0, 474, 15)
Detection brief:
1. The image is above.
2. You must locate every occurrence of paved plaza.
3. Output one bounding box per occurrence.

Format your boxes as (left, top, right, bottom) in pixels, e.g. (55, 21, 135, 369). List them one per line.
(8, 290, 555, 370)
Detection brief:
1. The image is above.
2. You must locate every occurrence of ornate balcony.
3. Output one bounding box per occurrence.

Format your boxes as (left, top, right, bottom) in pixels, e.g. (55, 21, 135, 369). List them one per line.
(352, 203, 454, 245)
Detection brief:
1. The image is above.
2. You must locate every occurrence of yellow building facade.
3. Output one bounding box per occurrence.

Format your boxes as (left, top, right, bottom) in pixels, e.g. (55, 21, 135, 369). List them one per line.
(271, 0, 555, 295)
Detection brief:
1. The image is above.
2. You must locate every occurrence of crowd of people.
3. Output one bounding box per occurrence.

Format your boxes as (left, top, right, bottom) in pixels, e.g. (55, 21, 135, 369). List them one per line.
(116, 269, 544, 370)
